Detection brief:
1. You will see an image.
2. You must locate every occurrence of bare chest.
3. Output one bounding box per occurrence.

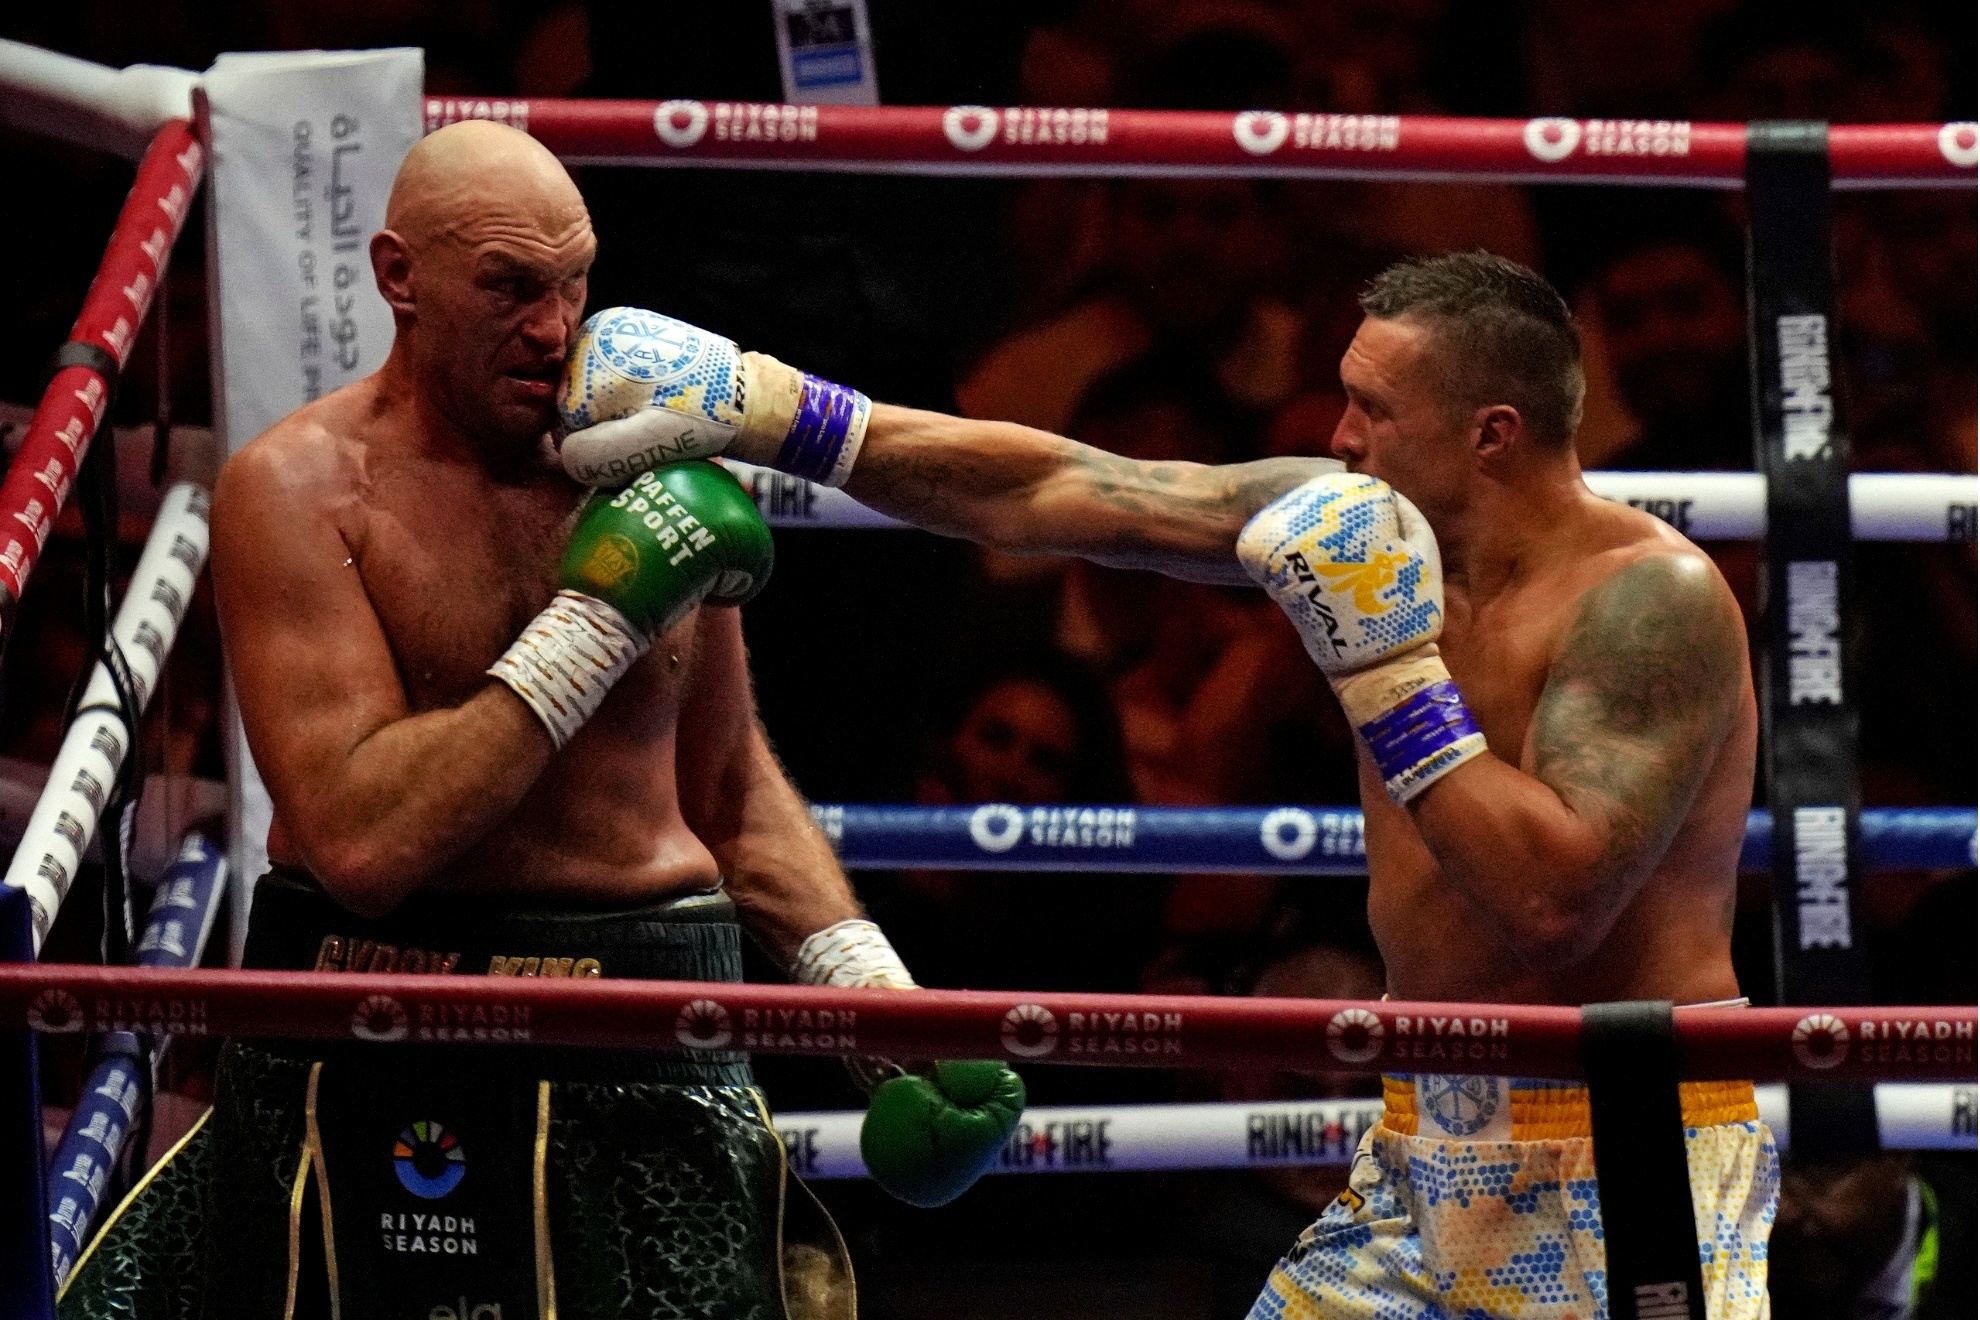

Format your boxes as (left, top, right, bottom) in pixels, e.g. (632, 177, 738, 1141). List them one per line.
(1436, 587, 1576, 763)
(351, 478, 582, 709)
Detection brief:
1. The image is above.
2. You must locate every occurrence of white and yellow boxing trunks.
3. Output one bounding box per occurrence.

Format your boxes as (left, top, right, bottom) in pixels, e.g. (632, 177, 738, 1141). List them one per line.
(1248, 1072, 1779, 1319)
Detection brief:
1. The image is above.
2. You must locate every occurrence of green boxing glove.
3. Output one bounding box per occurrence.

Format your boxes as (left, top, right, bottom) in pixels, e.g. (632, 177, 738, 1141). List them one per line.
(859, 1060, 1027, 1208)
(489, 460, 774, 747)
(562, 459, 775, 628)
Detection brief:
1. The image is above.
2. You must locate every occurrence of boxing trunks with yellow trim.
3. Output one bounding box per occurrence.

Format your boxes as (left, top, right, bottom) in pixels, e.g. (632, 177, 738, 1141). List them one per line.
(60, 867, 852, 1320)
(1250, 1003, 1779, 1320)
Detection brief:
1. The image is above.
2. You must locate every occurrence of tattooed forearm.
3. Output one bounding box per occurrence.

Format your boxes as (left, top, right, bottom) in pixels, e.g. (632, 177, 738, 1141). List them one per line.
(1531, 554, 1745, 881)
(844, 403, 1326, 583)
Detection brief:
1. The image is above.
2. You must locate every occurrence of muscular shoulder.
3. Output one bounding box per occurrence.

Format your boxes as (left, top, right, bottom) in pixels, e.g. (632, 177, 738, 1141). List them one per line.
(1554, 550, 1746, 727)
(214, 388, 374, 528)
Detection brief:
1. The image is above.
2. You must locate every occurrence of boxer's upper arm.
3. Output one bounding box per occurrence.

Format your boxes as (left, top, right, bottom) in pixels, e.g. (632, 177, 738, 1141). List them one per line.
(210, 432, 407, 818)
(1530, 553, 1746, 890)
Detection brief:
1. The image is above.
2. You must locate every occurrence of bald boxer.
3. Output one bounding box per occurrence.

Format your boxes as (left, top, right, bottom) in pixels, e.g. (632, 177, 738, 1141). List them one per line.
(59, 123, 1021, 1320)
(566, 252, 1774, 1317)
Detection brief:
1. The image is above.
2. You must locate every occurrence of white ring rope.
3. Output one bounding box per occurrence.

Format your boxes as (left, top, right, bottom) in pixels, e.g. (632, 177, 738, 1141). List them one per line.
(725, 463, 1978, 543)
(1, 483, 211, 952)
(774, 1083, 1976, 1179)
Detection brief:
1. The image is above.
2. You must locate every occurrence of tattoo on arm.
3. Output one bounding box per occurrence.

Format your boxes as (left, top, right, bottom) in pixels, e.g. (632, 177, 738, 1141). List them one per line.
(1531, 554, 1745, 880)
(849, 408, 1323, 580)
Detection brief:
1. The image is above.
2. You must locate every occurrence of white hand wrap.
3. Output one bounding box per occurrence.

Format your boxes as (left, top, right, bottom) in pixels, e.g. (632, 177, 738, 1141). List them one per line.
(792, 918, 917, 990)
(487, 590, 648, 750)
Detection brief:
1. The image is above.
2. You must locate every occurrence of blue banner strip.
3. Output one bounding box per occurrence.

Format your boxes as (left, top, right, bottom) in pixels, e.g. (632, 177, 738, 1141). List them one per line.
(42, 834, 226, 1287)
(809, 804, 1976, 875)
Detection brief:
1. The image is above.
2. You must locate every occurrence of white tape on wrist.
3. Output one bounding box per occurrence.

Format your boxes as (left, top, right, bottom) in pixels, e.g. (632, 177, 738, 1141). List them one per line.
(792, 918, 917, 989)
(488, 590, 649, 750)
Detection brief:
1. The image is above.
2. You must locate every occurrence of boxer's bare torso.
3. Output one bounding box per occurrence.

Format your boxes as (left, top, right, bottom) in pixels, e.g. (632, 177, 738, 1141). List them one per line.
(217, 378, 735, 905)
(1365, 495, 1754, 1005)
(214, 121, 851, 945)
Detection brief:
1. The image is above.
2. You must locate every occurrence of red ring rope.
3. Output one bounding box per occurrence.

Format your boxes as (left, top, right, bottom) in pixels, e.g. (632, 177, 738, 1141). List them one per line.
(0, 119, 202, 617)
(423, 100, 1978, 188)
(1, 965, 1970, 1083)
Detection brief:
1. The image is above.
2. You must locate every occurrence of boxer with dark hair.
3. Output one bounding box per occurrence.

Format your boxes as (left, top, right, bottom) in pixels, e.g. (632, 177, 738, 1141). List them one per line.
(574, 250, 1773, 1317)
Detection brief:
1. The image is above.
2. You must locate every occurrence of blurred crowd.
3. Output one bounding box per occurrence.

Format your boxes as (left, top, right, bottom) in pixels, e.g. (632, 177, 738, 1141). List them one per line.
(1, 2, 1974, 1316)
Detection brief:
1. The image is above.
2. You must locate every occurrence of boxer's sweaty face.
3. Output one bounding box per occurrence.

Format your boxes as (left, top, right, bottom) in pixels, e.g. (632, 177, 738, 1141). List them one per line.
(1330, 315, 1471, 518)
(413, 217, 592, 444)
(383, 122, 595, 448)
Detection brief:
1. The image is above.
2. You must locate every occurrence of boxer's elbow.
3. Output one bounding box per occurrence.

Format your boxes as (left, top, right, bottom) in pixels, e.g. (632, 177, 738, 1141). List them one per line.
(1494, 854, 1623, 970)
(1500, 898, 1613, 971)
(299, 831, 418, 919)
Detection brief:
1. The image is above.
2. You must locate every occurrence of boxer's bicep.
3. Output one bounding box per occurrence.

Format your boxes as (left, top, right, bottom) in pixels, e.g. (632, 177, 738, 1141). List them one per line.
(211, 439, 405, 799)
(1531, 554, 1746, 888)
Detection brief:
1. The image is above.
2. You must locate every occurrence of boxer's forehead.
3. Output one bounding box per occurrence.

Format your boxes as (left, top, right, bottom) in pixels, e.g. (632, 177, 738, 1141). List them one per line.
(452, 206, 595, 275)
(1341, 315, 1439, 398)
(389, 120, 594, 272)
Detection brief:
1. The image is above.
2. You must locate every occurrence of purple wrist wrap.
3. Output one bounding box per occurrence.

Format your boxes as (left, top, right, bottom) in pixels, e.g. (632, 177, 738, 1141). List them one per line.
(775, 373, 866, 484)
(1358, 679, 1482, 787)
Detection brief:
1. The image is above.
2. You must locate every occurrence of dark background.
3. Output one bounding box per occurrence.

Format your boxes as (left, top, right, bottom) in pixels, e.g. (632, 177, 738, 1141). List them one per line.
(3, 3, 1974, 1316)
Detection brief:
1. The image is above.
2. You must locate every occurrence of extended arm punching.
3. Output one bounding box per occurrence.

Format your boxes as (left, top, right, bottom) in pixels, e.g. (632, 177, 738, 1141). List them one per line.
(844, 405, 1324, 583)
(553, 306, 1328, 584)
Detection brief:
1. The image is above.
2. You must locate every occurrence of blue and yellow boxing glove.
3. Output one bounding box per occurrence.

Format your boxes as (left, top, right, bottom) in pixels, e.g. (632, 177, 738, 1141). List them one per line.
(557, 306, 870, 489)
(1238, 472, 1486, 803)
(792, 920, 1025, 1208)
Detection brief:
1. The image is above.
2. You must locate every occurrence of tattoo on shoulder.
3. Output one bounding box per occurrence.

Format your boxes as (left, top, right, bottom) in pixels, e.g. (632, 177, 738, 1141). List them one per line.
(1532, 554, 1745, 863)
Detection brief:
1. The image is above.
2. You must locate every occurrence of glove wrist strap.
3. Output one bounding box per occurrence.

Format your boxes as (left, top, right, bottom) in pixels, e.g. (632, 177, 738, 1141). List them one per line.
(738, 353, 870, 488)
(488, 590, 649, 750)
(1334, 649, 1487, 804)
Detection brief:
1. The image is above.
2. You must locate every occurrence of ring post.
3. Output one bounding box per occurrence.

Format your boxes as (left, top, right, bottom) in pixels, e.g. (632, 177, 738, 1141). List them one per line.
(0, 885, 56, 1320)
(1582, 1001, 1707, 1320)
(1745, 120, 1879, 1161)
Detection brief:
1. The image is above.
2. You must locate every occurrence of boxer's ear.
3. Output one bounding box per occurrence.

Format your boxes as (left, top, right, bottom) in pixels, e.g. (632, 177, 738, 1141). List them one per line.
(370, 229, 416, 318)
(1472, 403, 1522, 462)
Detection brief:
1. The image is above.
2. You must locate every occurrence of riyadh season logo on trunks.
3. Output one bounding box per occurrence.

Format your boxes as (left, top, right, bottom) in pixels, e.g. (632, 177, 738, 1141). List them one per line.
(675, 998, 734, 1050)
(968, 804, 1136, 854)
(392, 1121, 467, 1199)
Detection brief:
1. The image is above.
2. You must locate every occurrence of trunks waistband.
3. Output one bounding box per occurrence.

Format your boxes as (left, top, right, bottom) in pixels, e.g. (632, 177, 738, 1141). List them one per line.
(241, 867, 751, 1085)
(243, 865, 740, 982)
(1382, 1076, 1759, 1142)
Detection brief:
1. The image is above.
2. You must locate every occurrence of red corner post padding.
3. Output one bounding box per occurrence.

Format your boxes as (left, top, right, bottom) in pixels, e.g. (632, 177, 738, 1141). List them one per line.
(0, 964, 1971, 1084)
(0, 118, 203, 631)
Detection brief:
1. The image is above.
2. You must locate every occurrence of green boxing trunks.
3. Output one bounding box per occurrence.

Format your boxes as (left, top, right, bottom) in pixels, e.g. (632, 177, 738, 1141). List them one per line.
(59, 868, 852, 1320)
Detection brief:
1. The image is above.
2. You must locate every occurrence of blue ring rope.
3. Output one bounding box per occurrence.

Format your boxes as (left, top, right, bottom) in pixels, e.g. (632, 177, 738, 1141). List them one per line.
(807, 804, 1977, 875)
